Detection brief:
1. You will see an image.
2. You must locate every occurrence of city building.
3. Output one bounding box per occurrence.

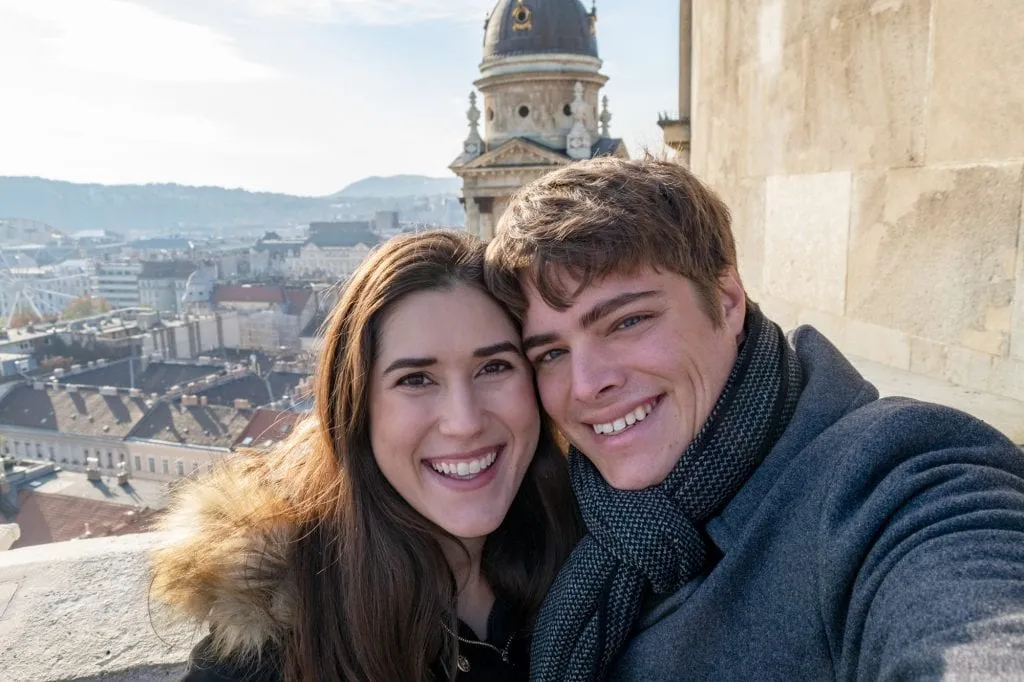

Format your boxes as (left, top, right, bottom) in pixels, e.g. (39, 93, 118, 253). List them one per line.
(292, 222, 379, 279)
(450, 0, 628, 240)
(138, 261, 213, 313)
(213, 284, 318, 350)
(141, 311, 243, 359)
(92, 260, 142, 310)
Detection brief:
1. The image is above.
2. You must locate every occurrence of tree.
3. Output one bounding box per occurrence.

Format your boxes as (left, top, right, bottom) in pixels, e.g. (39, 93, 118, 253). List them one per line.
(7, 310, 41, 328)
(61, 296, 112, 320)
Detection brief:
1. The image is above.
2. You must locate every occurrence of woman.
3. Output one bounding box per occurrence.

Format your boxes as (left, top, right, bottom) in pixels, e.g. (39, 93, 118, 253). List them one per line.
(150, 230, 579, 681)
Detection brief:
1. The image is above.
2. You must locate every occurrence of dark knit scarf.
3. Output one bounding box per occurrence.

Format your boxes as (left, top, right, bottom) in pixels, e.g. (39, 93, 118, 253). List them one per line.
(530, 307, 804, 682)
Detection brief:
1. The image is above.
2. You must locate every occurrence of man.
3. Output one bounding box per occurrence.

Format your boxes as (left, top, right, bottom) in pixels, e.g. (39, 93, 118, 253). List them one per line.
(484, 157, 1024, 681)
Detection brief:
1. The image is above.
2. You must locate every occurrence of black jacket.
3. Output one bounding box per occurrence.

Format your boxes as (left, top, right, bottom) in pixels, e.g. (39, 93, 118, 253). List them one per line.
(182, 603, 530, 682)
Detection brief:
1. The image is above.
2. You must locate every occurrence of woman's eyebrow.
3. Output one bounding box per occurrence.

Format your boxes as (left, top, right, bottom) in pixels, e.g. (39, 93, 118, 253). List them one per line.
(474, 341, 521, 358)
(382, 357, 435, 375)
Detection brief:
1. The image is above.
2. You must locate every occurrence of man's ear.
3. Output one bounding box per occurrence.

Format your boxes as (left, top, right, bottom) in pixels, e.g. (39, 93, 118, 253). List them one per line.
(717, 267, 747, 341)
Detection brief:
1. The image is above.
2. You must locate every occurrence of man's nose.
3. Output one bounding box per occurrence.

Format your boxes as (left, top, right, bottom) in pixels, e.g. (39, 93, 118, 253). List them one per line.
(569, 345, 626, 404)
(437, 383, 486, 438)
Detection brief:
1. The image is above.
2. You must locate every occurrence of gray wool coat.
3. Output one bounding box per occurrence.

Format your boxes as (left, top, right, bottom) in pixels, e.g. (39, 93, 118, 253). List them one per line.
(608, 326, 1024, 681)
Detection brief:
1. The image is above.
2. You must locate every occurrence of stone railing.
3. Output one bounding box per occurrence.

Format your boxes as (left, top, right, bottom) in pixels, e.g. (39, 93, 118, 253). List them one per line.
(0, 533, 194, 681)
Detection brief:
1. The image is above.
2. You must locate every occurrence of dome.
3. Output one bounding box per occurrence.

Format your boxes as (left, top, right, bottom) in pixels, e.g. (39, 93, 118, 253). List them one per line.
(482, 0, 598, 60)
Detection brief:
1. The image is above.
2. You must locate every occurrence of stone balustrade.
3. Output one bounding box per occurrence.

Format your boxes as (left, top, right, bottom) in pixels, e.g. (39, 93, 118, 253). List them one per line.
(0, 532, 193, 681)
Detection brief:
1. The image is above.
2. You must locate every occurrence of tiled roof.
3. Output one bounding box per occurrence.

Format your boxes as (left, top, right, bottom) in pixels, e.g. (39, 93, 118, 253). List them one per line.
(194, 374, 273, 407)
(0, 385, 148, 437)
(127, 402, 253, 449)
(234, 408, 302, 448)
(193, 371, 309, 407)
(213, 284, 286, 305)
(284, 287, 314, 315)
(62, 359, 223, 394)
(139, 260, 197, 280)
(9, 490, 160, 550)
(300, 311, 327, 338)
(267, 371, 309, 401)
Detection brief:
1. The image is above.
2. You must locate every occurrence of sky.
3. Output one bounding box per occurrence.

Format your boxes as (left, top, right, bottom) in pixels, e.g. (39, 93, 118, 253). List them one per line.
(0, 0, 678, 196)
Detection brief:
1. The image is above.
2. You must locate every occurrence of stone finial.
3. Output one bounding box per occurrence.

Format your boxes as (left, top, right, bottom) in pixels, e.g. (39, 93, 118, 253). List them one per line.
(600, 95, 612, 137)
(463, 91, 484, 158)
(566, 81, 592, 160)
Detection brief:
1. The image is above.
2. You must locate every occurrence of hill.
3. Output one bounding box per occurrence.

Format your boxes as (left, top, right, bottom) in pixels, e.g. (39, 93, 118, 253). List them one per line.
(0, 175, 463, 234)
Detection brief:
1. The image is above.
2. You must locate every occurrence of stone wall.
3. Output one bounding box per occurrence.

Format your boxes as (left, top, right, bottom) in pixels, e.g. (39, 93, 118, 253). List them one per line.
(0, 533, 192, 681)
(691, 0, 1024, 401)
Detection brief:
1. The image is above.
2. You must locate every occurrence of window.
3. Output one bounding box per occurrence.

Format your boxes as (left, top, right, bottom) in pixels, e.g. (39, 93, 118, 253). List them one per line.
(176, 460, 185, 477)
(36, 443, 42, 457)
(148, 457, 155, 473)
(48, 446, 54, 461)
(563, 103, 572, 116)
(135, 456, 142, 471)
(162, 459, 169, 474)
(14, 441, 20, 455)
(518, 105, 530, 118)
(107, 452, 114, 468)
(192, 461, 200, 475)
(207, 461, 214, 473)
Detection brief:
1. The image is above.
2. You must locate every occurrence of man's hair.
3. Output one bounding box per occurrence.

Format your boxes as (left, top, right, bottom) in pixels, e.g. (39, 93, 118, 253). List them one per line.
(484, 157, 739, 325)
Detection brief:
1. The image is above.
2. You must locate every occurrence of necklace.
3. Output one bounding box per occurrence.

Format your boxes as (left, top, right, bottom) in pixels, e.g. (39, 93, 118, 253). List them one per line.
(441, 621, 516, 673)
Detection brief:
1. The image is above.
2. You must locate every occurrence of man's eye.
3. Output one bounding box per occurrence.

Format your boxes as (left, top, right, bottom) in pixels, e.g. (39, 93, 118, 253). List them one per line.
(617, 315, 649, 330)
(535, 349, 566, 365)
(397, 373, 432, 387)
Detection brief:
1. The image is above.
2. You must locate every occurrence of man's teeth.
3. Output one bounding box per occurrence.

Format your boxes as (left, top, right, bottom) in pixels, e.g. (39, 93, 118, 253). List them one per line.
(429, 451, 498, 478)
(592, 401, 655, 435)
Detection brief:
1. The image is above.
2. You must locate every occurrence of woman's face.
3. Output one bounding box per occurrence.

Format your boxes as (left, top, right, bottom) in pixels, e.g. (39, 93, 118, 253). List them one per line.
(368, 283, 539, 543)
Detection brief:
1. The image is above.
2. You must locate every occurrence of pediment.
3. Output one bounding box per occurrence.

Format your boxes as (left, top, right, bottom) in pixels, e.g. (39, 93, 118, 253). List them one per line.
(462, 138, 570, 170)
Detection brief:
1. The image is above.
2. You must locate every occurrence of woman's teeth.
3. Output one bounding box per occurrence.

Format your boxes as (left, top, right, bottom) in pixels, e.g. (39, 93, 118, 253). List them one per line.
(592, 400, 656, 435)
(429, 450, 498, 479)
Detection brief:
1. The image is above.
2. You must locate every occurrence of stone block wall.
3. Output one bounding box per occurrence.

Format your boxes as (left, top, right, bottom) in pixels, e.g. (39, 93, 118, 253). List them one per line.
(691, 0, 1024, 401)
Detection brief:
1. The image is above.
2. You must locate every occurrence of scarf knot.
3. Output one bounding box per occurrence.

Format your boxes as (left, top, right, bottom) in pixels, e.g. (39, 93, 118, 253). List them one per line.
(531, 308, 804, 682)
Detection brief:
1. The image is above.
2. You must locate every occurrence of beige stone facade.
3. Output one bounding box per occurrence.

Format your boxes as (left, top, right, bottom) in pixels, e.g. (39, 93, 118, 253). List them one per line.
(684, 0, 1024, 404)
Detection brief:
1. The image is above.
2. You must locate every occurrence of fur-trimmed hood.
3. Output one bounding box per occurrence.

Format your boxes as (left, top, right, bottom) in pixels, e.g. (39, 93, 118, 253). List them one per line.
(150, 456, 298, 660)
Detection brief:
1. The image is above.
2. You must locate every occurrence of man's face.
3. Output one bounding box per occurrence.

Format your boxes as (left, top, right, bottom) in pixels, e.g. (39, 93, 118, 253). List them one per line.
(522, 267, 746, 490)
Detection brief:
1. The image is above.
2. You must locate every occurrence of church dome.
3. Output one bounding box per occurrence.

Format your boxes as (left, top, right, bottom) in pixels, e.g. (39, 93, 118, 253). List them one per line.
(483, 0, 598, 60)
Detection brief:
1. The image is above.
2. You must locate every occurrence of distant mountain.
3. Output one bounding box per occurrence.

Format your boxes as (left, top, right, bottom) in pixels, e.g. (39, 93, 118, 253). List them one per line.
(335, 175, 463, 199)
(0, 175, 464, 234)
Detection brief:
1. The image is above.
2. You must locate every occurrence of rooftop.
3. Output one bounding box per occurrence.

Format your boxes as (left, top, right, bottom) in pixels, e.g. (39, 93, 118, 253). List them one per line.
(0, 385, 149, 437)
(234, 408, 302, 448)
(139, 260, 197, 280)
(10, 489, 161, 550)
(482, 0, 599, 61)
(62, 358, 224, 395)
(128, 402, 254, 449)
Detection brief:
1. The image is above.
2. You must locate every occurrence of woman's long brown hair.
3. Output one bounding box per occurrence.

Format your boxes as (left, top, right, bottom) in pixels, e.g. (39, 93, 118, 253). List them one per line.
(269, 229, 578, 681)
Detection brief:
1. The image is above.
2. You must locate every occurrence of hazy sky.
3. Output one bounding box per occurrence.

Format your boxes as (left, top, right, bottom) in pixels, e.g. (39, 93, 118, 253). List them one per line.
(0, 0, 678, 196)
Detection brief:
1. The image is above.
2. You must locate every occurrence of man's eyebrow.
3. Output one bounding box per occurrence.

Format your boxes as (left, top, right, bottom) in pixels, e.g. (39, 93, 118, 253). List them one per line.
(579, 290, 660, 329)
(522, 333, 559, 354)
(382, 357, 435, 375)
(474, 341, 521, 358)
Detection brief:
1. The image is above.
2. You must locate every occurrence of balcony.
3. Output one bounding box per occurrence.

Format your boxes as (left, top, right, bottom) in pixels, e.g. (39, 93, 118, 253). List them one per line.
(657, 112, 691, 161)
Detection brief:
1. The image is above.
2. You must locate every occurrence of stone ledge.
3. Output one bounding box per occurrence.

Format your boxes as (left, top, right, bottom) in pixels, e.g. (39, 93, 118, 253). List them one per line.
(0, 533, 193, 682)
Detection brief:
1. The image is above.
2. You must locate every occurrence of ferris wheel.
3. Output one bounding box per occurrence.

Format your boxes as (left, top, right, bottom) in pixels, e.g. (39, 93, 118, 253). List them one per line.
(0, 251, 84, 321)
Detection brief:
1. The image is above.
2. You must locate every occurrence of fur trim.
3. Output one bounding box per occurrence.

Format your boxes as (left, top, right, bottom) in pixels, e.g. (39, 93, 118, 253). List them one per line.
(150, 455, 297, 660)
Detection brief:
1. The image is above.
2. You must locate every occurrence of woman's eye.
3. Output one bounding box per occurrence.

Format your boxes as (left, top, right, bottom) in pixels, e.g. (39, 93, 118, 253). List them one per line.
(479, 360, 512, 376)
(397, 373, 432, 387)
